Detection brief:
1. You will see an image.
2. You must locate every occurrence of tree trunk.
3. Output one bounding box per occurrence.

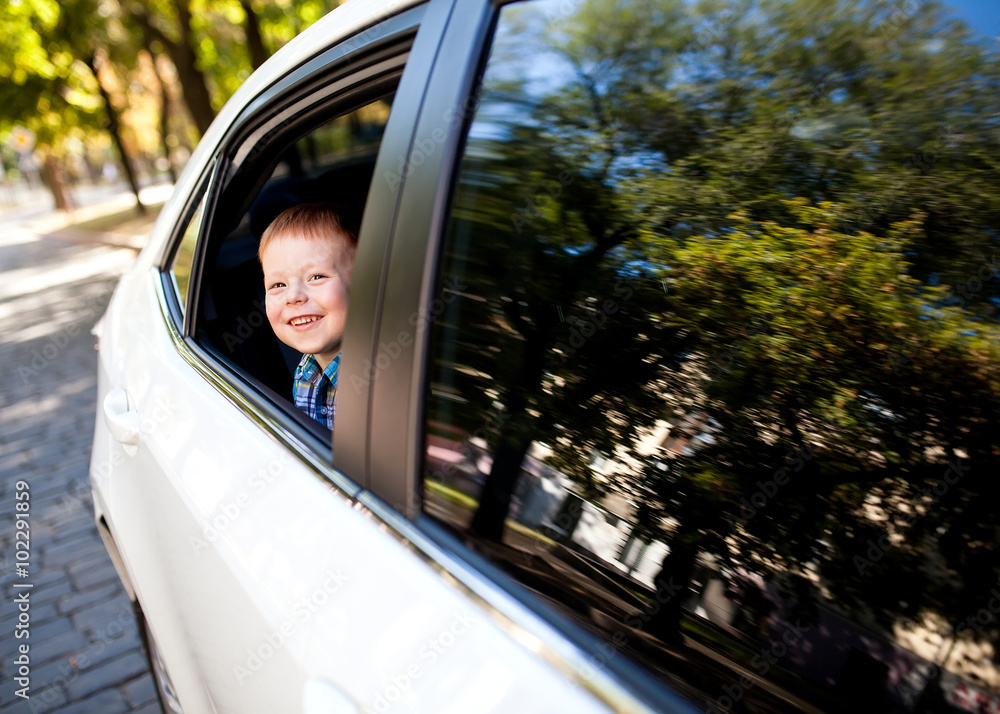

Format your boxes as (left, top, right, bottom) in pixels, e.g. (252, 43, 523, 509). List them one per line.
(241, 0, 269, 70)
(171, 0, 217, 136)
(645, 538, 697, 645)
(145, 49, 179, 183)
(85, 53, 145, 214)
(158, 74, 178, 183)
(130, 2, 216, 137)
(42, 154, 72, 211)
(470, 434, 534, 539)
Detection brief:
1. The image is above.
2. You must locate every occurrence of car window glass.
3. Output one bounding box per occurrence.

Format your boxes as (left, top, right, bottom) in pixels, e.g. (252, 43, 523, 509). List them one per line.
(422, 0, 1000, 711)
(169, 188, 207, 316)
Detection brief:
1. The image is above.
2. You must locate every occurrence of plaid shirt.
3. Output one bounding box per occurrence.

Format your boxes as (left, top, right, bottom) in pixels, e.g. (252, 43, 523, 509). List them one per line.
(292, 353, 340, 430)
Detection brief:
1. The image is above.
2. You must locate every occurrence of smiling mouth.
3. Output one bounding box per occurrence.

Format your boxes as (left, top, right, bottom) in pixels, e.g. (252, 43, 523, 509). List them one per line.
(289, 315, 322, 326)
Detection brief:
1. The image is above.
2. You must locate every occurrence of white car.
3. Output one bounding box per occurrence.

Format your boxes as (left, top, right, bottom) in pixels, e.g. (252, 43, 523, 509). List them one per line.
(91, 0, 1000, 712)
(89, 0, 697, 711)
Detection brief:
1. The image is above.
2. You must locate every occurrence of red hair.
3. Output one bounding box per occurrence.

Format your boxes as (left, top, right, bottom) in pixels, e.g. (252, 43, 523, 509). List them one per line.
(258, 203, 357, 275)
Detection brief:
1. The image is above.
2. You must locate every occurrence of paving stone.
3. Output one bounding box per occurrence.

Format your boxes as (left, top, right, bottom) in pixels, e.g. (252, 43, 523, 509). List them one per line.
(128, 702, 164, 714)
(32, 568, 74, 588)
(70, 596, 134, 634)
(66, 561, 119, 591)
(26, 616, 76, 645)
(66, 553, 113, 579)
(72, 627, 143, 672)
(41, 542, 105, 570)
(0, 681, 69, 713)
(48, 687, 130, 714)
(21, 630, 88, 667)
(56, 583, 121, 616)
(24, 601, 59, 626)
(1, 204, 153, 712)
(64, 652, 149, 701)
(23, 656, 79, 698)
(29, 580, 75, 607)
(122, 674, 156, 708)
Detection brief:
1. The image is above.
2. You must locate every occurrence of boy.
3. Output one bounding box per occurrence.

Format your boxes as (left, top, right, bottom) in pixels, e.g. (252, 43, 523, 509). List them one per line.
(258, 203, 356, 430)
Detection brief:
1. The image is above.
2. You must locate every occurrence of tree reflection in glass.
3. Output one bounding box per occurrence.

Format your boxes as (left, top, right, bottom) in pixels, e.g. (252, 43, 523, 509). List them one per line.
(422, 0, 1000, 709)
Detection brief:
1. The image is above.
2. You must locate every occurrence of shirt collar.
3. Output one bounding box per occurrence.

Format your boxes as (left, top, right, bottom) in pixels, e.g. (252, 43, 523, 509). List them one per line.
(299, 352, 341, 385)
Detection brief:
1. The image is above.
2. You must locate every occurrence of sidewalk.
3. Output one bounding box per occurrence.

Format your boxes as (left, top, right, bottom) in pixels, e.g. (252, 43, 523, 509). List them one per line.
(0, 188, 168, 713)
(15, 184, 174, 253)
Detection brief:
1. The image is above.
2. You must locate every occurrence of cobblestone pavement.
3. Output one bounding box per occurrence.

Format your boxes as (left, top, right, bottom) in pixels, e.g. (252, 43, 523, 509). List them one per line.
(0, 198, 164, 713)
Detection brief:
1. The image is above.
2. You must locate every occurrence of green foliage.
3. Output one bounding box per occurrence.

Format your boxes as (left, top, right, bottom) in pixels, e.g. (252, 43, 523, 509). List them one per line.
(0, 0, 105, 144)
(0, 0, 337, 146)
(428, 0, 1000, 642)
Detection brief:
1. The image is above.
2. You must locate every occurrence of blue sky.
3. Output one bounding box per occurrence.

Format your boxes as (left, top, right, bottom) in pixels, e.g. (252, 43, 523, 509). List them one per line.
(946, 0, 1000, 41)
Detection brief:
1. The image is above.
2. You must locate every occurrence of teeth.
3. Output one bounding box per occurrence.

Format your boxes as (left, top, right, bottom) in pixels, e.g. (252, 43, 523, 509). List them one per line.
(291, 316, 319, 326)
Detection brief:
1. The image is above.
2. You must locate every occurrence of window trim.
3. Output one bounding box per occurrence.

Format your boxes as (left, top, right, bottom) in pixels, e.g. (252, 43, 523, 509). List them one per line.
(160, 161, 218, 336)
(363, 0, 495, 513)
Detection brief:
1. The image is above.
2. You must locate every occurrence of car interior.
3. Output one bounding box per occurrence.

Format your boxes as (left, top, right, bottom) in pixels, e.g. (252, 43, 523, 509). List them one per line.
(192, 92, 396, 425)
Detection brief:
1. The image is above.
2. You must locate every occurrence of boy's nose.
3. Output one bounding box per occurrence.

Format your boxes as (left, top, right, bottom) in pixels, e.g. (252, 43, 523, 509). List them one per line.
(286, 282, 307, 303)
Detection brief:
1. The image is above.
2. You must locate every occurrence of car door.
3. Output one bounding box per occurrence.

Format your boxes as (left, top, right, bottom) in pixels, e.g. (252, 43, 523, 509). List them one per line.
(92, 2, 456, 712)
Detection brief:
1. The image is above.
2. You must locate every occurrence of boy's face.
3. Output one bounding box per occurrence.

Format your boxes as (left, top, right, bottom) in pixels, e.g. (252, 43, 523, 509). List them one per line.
(261, 234, 351, 369)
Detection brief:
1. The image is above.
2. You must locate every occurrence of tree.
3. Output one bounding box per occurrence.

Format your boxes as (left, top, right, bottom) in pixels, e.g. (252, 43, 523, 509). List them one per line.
(0, 0, 147, 210)
(240, 0, 268, 70)
(125, 0, 217, 136)
(426, 0, 1000, 658)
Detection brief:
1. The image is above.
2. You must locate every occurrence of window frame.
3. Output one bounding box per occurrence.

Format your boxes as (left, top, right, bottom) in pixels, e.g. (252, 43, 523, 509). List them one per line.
(161, 163, 216, 329)
(151, 0, 446, 485)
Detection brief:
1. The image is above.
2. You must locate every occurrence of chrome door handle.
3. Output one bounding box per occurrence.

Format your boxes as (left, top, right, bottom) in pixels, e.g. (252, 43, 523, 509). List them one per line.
(103, 388, 141, 447)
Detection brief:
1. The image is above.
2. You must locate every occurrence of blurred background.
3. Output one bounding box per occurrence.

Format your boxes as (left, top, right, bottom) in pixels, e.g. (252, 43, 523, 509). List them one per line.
(0, 0, 338, 220)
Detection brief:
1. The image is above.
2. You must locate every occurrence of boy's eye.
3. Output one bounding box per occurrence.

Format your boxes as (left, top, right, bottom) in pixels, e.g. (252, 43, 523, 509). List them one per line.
(309, 274, 328, 281)
(268, 281, 285, 290)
